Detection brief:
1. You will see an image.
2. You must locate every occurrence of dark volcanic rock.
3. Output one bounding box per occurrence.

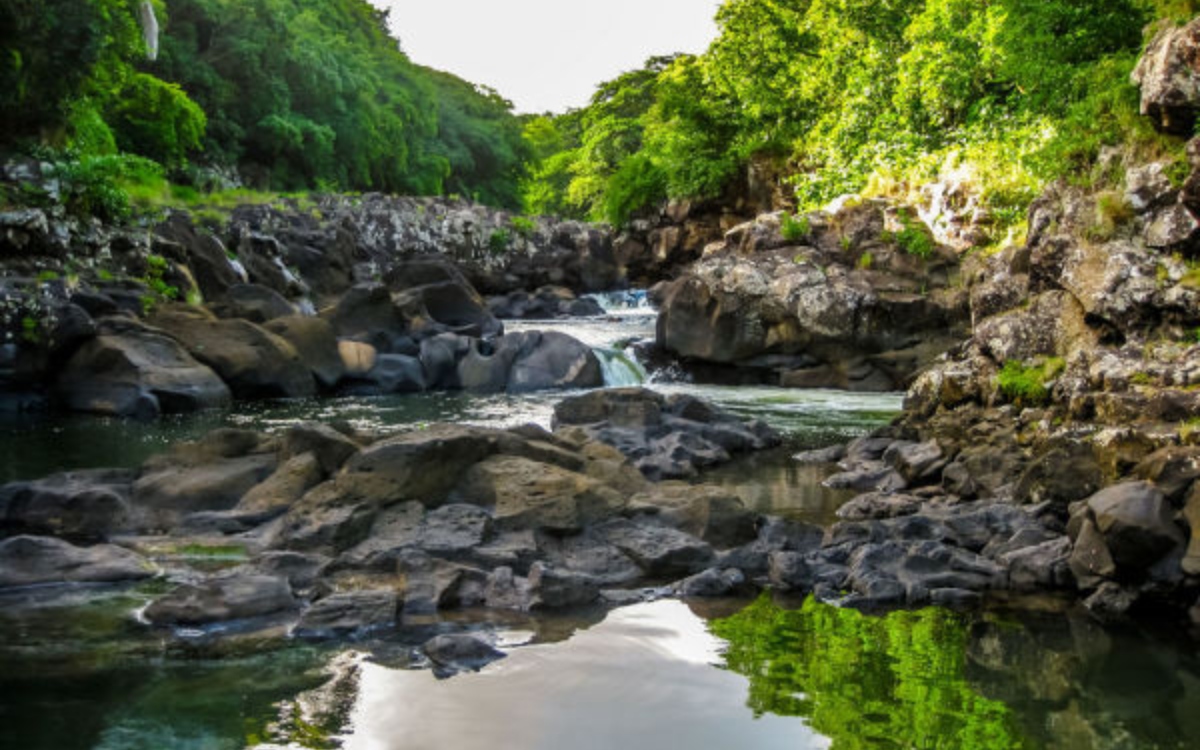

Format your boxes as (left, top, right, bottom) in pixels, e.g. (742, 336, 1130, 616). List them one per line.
(0, 535, 153, 588)
(55, 317, 231, 418)
(144, 574, 296, 626)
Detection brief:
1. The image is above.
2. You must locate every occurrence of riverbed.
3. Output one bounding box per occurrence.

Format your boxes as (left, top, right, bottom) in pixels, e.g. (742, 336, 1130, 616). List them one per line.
(1, 304, 1198, 749)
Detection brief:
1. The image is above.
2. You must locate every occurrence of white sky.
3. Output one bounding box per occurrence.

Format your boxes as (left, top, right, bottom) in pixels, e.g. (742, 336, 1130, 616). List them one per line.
(371, 1, 724, 114)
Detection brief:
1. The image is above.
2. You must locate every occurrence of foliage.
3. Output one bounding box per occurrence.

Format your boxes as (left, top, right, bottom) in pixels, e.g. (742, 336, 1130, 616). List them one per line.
(780, 213, 811, 242)
(488, 229, 510, 256)
(522, 0, 1186, 228)
(996, 358, 1065, 407)
(710, 595, 1021, 748)
(897, 216, 936, 258)
(1, 0, 531, 209)
(509, 215, 537, 237)
(49, 152, 164, 223)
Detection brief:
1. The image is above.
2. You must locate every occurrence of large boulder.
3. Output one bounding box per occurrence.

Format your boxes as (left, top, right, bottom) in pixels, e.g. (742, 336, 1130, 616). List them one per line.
(293, 590, 398, 638)
(1085, 481, 1185, 570)
(150, 307, 316, 399)
(143, 574, 296, 626)
(55, 317, 231, 418)
(1132, 18, 1200, 135)
(209, 283, 295, 324)
(385, 257, 503, 339)
(654, 204, 967, 389)
(552, 388, 780, 479)
(264, 315, 345, 389)
(0, 535, 154, 588)
(0, 468, 135, 541)
(456, 455, 624, 532)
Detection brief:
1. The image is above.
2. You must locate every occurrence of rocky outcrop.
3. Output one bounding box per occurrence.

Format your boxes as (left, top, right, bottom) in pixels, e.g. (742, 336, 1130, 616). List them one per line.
(654, 200, 969, 390)
(0, 535, 154, 588)
(551, 387, 781, 479)
(54, 317, 232, 418)
(1132, 17, 1200, 135)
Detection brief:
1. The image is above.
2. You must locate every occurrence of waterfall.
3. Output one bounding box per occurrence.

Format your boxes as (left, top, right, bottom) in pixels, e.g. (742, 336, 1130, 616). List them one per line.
(595, 347, 646, 387)
(138, 1, 159, 62)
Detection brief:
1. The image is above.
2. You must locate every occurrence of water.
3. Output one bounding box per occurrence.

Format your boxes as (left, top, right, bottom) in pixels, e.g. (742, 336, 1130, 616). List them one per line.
(3, 590, 1198, 749)
(4, 305, 1196, 749)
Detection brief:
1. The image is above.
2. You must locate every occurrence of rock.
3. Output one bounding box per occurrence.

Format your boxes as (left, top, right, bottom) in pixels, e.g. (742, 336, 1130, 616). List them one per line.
(1015, 445, 1104, 509)
(339, 425, 503, 508)
(280, 422, 361, 475)
(0, 468, 134, 541)
(358, 353, 425, 394)
(1132, 18, 1200, 135)
(55, 318, 231, 418)
(647, 484, 758, 549)
(154, 212, 242, 299)
(654, 205, 967, 389)
(484, 566, 531, 609)
(419, 333, 468, 389)
(236, 452, 324, 516)
(144, 574, 296, 626)
(385, 257, 503, 338)
(0, 535, 153, 588)
(210, 283, 295, 323)
(422, 633, 506, 676)
(244, 551, 328, 594)
(456, 455, 623, 533)
(1183, 484, 1200, 575)
(1086, 481, 1185, 569)
(504, 331, 603, 393)
(326, 283, 405, 345)
(675, 567, 746, 597)
(134, 452, 277, 530)
(883, 440, 945, 485)
(264, 315, 345, 389)
(552, 388, 779, 479)
(534, 532, 642, 586)
(338, 340, 378, 377)
(596, 519, 715, 577)
(150, 308, 316, 399)
(417, 504, 493, 555)
(1068, 518, 1118, 589)
(527, 562, 600, 609)
(1083, 582, 1138, 621)
(823, 464, 907, 493)
(1003, 536, 1073, 592)
(1133, 447, 1200, 505)
(767, 551, 815, 592)
(293, 590, 398, 638)
(835, 492, 921, 521)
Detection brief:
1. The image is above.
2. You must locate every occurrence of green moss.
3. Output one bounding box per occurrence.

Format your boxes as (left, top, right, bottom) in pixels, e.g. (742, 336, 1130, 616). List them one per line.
(857, 251, 874, 270)
(996, 357, 1064, 407)
(488, 228, 510, 256)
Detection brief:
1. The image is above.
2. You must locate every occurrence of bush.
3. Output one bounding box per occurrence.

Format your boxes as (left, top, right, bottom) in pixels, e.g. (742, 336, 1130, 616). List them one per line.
(896, 217, 935, 259)
(50, 154, 164, 223)
(780, 213, 811, 242)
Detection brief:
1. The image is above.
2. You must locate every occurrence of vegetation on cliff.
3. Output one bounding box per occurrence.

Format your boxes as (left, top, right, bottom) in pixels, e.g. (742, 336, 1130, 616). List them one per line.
(524, 0, 1197, 227)
(1, 0, 529, 210)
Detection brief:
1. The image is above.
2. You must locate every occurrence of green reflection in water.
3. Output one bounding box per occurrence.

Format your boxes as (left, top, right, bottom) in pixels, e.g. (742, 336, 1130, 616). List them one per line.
(710, 595, 1021, 749)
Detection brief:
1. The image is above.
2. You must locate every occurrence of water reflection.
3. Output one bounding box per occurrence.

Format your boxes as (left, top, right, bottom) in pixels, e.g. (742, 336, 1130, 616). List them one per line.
(710, 595, 1200, 750)
(340, 600, 827, 750)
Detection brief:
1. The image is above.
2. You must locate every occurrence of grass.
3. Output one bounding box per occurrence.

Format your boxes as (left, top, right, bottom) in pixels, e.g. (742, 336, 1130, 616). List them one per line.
(996, 357, 1065, 407)
(780, 213, 811, 242)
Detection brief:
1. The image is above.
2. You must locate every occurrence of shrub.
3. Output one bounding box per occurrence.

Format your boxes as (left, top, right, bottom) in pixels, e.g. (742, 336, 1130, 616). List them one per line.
(896, 217, 935, 259)
(780, 213, 811, 242)
(509, 216, 537, 237)
(488, 229, 510, 256)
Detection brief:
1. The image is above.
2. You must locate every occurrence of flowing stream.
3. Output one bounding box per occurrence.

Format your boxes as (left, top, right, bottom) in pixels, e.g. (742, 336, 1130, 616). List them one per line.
(1, 297, 1199, 749)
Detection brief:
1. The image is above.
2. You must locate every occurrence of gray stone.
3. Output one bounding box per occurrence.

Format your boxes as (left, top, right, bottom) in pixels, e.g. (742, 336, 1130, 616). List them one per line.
(143, 574, 296, 626)
(293, 590, 398, 638)
(0, 535, 153, 588)
(422, 633, 506, 676)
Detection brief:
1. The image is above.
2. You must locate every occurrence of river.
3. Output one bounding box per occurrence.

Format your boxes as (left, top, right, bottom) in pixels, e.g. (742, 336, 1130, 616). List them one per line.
(0, 299, 1198, 749)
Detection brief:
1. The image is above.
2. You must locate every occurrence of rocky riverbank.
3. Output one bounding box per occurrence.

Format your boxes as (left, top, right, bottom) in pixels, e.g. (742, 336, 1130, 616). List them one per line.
(0, 389, 789, 650)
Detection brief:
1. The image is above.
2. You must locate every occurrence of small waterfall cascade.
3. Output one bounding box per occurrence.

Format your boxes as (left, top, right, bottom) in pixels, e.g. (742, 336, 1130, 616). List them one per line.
(138, 1, 159, 61)
(595, 346, 647, 387)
